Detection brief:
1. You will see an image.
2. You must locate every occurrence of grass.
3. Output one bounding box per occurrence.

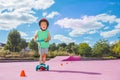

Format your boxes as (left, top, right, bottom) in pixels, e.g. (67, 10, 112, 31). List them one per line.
(0, 49, 118, 61)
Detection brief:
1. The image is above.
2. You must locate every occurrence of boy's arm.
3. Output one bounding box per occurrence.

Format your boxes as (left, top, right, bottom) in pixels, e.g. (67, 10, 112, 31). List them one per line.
(34, 34, 38, 41)
(44, 32, 51, 42)
(48, 32, 51, 41)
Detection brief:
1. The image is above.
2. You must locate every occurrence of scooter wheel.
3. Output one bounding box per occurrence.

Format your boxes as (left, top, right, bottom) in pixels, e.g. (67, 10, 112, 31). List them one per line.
(46, 65, 49, 71)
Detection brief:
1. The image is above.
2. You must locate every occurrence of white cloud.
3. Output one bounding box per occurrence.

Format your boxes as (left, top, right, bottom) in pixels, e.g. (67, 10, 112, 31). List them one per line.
(55, 14, 120, 38)
(25, 37, 33, 41)
(116, 18, 120, 23)
(88, 30, 97, 34)
(42, 12, 47, 17)
(69, 29, 87, 37)
(0, 0, 55, 30)
(53, 34, 75, 43)
(0, 0, 54, 11)
(83, 37, 92, 44)
(55, 16, 103, 37)
(100, 18, 120, 38)
(84, 37, 92, 40)
(19, 31, 34, 42)
(100, 29, 120, 38)
(0, 12, 37, 30)
(115, 24, 120, 29)
(109, 40, 118, 45)
(46, 11, 59, 19)
(96, 14, 116, 23)
(103, 26, 109, 30)
(82, 40, 90, 43)
(109, 2, 116, 5)
(19, 31, 28, 37)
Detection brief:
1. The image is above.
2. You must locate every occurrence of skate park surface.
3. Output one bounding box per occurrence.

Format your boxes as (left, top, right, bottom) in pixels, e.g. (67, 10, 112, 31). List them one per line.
(0, 56, 120, 80)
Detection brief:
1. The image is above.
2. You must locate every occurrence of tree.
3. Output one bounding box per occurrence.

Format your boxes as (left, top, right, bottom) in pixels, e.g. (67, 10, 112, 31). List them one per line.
(71, 44, 79, 55)
(78, 43, 91, 57)
(57, 43, 67, 51)
(28, 39, 38, 51)
(57, 43, 67, 48)
(92, 39, 111, 57)
(66, 42, 78, 54)
(49, 43, 57, 51)
(4, 30, 21, 52)
(112, 40, 120, 57)
(20, 38, 27, 49)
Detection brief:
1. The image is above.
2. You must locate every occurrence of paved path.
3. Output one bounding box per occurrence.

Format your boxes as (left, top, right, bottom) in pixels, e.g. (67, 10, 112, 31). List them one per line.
(0, 56, 120, 80)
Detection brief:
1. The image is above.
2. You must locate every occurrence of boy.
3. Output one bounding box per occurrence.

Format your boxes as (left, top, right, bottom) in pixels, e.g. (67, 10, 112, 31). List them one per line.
(34, 18, 51, 64)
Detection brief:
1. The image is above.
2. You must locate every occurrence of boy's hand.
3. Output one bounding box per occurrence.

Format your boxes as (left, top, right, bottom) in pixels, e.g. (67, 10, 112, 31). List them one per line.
(34, 34, 38, 41)
(44, 38, 48, 42)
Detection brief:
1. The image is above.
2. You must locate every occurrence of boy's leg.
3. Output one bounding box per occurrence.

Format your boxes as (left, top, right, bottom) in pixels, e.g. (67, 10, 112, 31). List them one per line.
(39, 47, 43, 64)
(39, 54, 43, 64)
(42, 53, 46, 63)
(40, 48, 48, 64)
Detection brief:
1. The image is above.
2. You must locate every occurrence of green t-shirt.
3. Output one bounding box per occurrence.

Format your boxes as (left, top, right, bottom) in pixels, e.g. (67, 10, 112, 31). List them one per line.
(37, 30, 49, 48)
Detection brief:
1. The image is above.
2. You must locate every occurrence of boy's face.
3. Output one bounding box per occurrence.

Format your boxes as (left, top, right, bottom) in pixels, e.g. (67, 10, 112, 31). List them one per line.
(40, 22, 47, 31)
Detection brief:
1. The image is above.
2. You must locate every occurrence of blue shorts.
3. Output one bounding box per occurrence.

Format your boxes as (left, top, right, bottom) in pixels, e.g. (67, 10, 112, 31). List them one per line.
(38, 47, 48, 54)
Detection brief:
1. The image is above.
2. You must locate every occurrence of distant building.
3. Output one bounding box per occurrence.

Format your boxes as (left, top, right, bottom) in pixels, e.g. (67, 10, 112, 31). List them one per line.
(21, 47, 31, 53)
(0, 42, 5, 47)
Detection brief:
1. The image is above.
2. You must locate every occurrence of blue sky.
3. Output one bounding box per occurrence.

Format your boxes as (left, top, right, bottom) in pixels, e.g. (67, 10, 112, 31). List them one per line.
(0, 0, 120, 46)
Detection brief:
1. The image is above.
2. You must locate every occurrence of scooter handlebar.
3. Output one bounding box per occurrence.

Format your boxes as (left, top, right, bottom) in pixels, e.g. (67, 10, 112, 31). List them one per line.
(36, 40, 44, 42)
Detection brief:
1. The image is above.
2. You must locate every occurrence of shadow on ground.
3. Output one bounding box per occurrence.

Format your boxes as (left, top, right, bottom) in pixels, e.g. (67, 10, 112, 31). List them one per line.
(39, 70, 101, 75)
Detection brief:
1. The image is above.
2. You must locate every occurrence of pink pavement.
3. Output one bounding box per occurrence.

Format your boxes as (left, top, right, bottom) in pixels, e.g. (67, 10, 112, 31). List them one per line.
(0, 56, 120, 80)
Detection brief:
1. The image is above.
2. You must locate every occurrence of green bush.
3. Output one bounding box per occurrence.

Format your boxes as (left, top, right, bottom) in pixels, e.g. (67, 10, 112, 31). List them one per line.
(28, 50, 39, 58)
(0, 50, 11, 57)
(0, 47, 3, 50)
(47, 50, 70, 58)
(5, 52, 20, 58)
(102, 56, 116, 59)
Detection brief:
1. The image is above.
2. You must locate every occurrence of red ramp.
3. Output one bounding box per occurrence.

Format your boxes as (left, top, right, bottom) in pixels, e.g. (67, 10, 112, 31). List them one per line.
(62, 56, 81, 61)
(49, 56, 81, 61)
(49, 56, 69, 61)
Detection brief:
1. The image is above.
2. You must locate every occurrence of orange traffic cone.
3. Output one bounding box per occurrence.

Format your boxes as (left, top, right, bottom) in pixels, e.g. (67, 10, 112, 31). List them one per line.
(60, 63, 63, 66)
(66, 62, 68, 64)
(20, 70, 26, 77)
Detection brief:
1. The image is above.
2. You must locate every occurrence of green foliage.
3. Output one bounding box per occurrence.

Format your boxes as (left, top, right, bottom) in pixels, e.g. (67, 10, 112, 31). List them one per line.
(47, 50, 70, 58)
(1, 30, 120, 59)
(27, 50, 39, 58)
(102, 56, 116, 59)
(49, 43, 57, 51)
(4, 30, 21, 52)
(66, 42, 77, 54)
(112, 40, 120, 57)
(28, 39, 38, 51)
(0, 50, 11, 57)
(5, 52, 20, 58)
(92, 39, 111, 57)
(57, 43, 67, 48)
(57, 43, 67, 51)
(78, 43, 92, 57)
(20, 38, 27, 49)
